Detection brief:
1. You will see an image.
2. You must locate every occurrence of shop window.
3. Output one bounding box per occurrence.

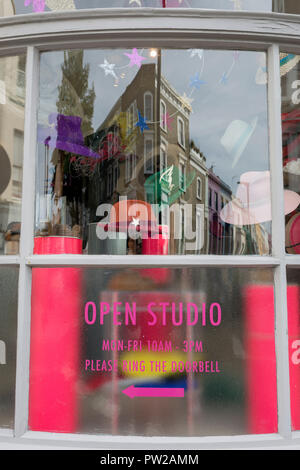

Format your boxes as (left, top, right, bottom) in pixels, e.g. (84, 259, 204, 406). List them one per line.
(35, 48, 272, 256)
(0, 55, 25, 256)
(28, 266, 277, 436)
(281, 52, 300, 255)
(0, 267, 19, 429)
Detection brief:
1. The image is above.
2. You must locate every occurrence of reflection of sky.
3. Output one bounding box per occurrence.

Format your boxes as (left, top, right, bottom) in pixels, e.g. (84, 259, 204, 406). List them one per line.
(12, 0, 274, 14)
(39, 47, 269, 194)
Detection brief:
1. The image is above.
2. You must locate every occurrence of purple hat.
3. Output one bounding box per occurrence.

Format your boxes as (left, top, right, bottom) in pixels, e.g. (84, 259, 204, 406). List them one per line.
(38, 113, 99, 159)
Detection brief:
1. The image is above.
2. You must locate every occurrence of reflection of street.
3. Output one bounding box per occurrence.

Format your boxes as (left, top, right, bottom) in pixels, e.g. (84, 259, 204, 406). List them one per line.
(85, 61, 271, 255)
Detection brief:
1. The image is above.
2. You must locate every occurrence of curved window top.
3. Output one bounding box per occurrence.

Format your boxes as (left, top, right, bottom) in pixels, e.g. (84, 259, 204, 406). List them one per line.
(1, 0, 300, 18)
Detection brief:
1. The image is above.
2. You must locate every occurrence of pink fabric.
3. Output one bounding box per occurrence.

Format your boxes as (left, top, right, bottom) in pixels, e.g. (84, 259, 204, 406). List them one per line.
(244, 285, 278, 434)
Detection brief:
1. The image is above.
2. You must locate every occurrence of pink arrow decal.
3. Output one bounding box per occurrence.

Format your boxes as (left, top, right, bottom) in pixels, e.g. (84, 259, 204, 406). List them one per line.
(122, 385, 184, 399)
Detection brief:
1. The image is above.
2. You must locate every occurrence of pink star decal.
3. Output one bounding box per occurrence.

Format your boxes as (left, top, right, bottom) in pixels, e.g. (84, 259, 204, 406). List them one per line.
(24, 0, 45, 12)
(124, 48, 146, 69)
(161, 112, 174, 131)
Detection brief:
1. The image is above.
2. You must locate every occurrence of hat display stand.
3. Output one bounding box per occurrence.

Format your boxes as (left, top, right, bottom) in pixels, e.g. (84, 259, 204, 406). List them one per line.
(29, 235, 82, 433)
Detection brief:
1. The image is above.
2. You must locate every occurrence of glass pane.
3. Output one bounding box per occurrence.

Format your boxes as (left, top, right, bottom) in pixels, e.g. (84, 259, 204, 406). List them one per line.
(0, 55, 26, 256)
(0, 267, 19, 429)
(29, 267, 277, 436)
(287, 268, 300, 431)
(2, 1, 300, 17)
(280, 53, 300, 254)
(35, 48, 271, 256)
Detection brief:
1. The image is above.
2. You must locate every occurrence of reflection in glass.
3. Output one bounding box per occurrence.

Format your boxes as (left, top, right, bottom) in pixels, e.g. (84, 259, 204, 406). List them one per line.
(36, 48, 272, 255)
(0, 267, 19, 429)
(2, 0, 300, 16)
(0, 55, 25, 255)
(287, 269, 300, 431)
(29, 267, 277, 436)
(280, 53, 300, 254)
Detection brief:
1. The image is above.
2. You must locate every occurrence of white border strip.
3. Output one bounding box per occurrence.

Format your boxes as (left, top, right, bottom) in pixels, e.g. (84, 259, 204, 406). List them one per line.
(268, 44, 292, 438)
(26, 255, 281, 267)
(14, 46, 39, 439)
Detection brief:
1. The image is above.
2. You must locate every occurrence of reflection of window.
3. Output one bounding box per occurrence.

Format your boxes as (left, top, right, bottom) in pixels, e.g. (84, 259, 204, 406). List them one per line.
(179, 161, 186, 191)
(196, 209, 203, 253)
(16, 55, 26, 100)
(160, 100, 167, 131)
(180, 206, 185, 254)
(197, 178, 202, 200)
(209, 188, 212, 207)
(144, 92, 153, 121)
(107, 167, 113, 197)
(144, 136, 154, 174)
(113, 163, 118, 191)
(13, 129, 23, 199)
(127, 102, 136, 135)
(160, 144, 167, 172)
(125, 152, 136, 182)
(215, 191, 218, 212)
(177, 117, 185, 147)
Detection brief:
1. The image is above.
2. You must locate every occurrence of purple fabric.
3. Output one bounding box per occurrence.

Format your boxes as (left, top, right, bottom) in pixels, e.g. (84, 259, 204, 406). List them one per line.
(38, 113, 99, 159)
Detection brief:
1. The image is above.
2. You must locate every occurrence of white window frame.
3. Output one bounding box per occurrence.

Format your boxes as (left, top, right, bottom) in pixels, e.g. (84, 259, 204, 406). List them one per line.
(160, 140, 168, 173)
(0, 8, 299, 450)
(197, 177, 202, 201)
(160, 98, 167, 132)
(177, 116, 185, 149)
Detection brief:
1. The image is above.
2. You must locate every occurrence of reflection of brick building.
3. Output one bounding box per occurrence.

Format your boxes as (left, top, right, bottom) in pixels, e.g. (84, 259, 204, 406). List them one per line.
(208, 167, 232, 255)
(90, 62, 208, 254)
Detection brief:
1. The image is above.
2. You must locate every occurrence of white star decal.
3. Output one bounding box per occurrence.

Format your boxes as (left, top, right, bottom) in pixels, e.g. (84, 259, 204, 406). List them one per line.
(99, 59, 118, 80)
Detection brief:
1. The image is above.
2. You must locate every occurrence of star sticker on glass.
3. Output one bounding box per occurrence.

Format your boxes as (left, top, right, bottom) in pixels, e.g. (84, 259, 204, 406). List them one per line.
(24, 0, 45, 12)
(99, 59, 118, 80)
(135, 111, 149, 134)
(189, 73, 206, 90)
(181, 93, 194, 108)
(189, 49, 204, 60)
(124, 48, 146, 69)
(220, 72, 228, 85)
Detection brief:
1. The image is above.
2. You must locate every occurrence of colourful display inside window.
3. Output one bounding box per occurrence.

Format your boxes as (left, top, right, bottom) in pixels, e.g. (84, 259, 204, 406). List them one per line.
(33, 48, 284, 256)
(281, 53, 300, 255)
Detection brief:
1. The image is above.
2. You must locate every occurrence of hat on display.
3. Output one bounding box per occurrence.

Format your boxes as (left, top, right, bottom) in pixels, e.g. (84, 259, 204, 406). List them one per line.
(286, 213, 300, 254)
(220, 171, 300, 226)
(221, 117, 258, 168)
(280, 53, 300, 77)
(38, 113, 99, 159)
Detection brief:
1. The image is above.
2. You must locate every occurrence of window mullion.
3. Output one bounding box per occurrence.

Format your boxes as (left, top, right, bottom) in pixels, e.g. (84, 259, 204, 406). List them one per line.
(14, 46, 39, 439)
(268, 44, 292, 439)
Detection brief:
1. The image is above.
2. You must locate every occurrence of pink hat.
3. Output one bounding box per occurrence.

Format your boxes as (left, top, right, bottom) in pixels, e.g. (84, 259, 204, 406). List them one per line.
(220, 171, 300, 225)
